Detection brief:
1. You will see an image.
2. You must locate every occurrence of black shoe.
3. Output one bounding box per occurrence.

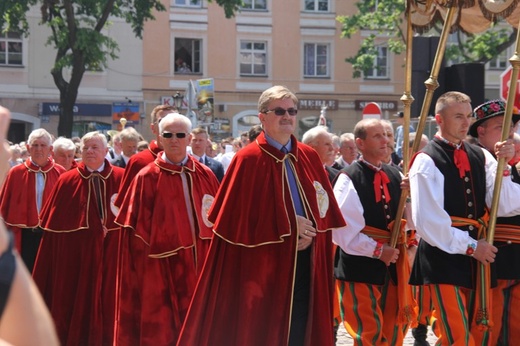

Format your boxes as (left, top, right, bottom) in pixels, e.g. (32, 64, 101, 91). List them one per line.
(412, 323, 430, 346)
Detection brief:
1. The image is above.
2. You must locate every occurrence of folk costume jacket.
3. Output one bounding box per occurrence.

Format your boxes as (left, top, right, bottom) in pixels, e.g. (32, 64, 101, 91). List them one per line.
(334, 161, 402, 285)
(409, 138, 520, 288)
(177, 132, 346, 346)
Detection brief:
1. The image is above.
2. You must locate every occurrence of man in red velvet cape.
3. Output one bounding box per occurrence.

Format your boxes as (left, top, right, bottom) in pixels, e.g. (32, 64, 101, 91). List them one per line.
(114, 104, 177, 208)
(115, 113, 219, 345)
(177, 86, 346, 346)
(32, 131, 124, 346)
(0, 128, 65, 272)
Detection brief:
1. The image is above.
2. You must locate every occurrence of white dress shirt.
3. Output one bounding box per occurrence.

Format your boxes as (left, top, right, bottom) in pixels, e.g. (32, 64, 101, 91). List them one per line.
(409, 148, 520, 255)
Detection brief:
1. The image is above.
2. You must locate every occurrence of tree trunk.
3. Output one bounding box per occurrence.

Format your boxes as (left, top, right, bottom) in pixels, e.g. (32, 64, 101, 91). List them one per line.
(57, 90, 77, 138)
(52, 50, 84, 138)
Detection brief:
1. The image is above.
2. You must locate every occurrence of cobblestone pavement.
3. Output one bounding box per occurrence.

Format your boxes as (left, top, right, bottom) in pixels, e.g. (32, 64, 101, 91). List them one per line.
(336, 323, 439, 345)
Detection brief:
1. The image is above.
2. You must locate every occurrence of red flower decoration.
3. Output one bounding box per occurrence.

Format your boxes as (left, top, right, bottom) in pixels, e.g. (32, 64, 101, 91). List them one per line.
(489, 102, 501, 112)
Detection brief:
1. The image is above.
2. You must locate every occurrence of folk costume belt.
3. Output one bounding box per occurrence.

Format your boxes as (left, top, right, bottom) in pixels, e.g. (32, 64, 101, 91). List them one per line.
(494, 224, 520, 244)
(450, 211, 492, 330)
(361, 222, 417, 325)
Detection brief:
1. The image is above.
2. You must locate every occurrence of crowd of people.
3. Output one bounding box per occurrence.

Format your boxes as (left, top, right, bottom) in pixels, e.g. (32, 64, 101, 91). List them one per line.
(0, 86, 519, 346)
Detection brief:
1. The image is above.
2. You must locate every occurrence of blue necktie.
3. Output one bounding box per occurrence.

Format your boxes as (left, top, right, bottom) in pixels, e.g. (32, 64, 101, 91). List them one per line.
(281, 147, 304, 216)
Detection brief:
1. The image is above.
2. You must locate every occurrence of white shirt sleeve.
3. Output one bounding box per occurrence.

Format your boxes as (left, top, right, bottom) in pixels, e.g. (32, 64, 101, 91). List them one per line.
(409, 153, 476, 254)
(332, 173, 377, 257)
(482, 148, 520, 217)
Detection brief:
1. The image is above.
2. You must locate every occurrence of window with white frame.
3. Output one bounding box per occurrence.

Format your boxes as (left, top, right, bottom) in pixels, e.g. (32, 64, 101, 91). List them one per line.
(304, 43, 329, 77)
(174, 0, 202, 8)
(365, 46, 389, 79)
(0, 32, 22, 66)
(489, 49, 508, 70)
(241, 0, 267, 10)
(304, 0, 329, 12)
(240, 41, 267, 76)
(174, 38, 201, 74)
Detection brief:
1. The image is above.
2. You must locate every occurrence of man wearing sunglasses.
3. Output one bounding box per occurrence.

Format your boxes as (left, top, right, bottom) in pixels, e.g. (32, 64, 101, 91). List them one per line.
(178, 86, 346, 346)
(115, 112, 220, 345)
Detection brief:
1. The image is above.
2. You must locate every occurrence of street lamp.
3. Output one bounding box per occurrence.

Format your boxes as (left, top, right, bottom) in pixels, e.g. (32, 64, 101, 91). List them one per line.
(172, 91, 184, 109)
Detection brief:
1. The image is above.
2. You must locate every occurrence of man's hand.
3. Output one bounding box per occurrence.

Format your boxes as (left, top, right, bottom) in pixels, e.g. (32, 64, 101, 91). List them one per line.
(379, 243, 400, 266)
(296, 215, 316, 251)
(495, 139, 515, 162)
(400, 174, 410, 191)
(472, 239, 498, 265)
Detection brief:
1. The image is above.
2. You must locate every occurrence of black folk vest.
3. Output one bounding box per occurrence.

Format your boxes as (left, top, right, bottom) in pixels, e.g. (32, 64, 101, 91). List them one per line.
(409, 138, 495, 289)
(334, 160, 402, 285)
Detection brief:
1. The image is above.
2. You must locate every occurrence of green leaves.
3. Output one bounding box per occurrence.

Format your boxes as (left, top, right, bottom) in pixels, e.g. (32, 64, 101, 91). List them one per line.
(0, 0, 36, 36)
(339, 0, 516, 78)
(338, 0, 406, 78)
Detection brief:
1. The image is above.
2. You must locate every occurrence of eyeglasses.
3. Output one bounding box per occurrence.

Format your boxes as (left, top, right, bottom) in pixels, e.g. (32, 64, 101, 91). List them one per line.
(161, 132, 187, 139)
(264, 107, 298, 116)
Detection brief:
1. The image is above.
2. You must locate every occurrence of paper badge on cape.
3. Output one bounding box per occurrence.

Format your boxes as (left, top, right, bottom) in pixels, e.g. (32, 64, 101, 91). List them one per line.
(201, 194, 215, 227)
(314, 181, 329, 218)
(110, 193, 119, 217)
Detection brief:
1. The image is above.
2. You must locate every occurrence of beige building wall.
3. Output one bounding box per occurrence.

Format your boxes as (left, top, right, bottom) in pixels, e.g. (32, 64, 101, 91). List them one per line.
(141, 0, 411, 142)
(0, 5, 144, 142)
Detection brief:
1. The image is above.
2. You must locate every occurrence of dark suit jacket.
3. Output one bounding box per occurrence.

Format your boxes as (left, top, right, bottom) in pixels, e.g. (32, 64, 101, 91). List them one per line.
(111, 156, 127, 169)
(202, 156, 224, 182)
(324, 165, 340, 185)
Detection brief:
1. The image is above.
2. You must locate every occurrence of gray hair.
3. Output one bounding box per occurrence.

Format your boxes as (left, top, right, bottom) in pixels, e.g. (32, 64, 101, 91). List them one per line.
(159, 113, 192, 133)
(53, 137, 76, 152)
(339, 132, 355, 143)
(80, 131, 108, 151)
(302, 126, 330, 145)
(119, 127, 141, 142)
(27, 128, 53, 146)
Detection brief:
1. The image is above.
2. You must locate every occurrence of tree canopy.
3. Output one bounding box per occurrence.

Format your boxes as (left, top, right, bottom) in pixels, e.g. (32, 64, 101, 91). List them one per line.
(339, 0, 517, 78)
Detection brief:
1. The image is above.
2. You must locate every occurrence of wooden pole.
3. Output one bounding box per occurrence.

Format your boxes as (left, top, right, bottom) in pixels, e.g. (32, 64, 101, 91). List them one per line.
(474, 17, 520, 330)
(487, 31, 520, 245)
(390, 3, 456, 247)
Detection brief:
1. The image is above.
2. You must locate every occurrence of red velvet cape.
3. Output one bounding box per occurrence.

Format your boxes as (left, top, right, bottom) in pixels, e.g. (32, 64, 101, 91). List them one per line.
(115, 154, 219, 345)
(32, 160, 124, 346)
(114, 140, 161, 207)
(177, 132, 346, 346)
(0, 158, 65, 250)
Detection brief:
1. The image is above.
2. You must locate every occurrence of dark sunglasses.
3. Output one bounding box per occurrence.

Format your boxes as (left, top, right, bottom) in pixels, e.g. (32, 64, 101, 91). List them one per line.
(161, 132, 187, 139)
(265, 107, 298, 116)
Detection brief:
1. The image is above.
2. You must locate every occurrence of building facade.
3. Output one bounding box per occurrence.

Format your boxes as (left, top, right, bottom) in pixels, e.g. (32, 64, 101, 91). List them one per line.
(144, 0, 408, 141)
(0, 6, 144, 143)
(0, 0, 512, 144)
